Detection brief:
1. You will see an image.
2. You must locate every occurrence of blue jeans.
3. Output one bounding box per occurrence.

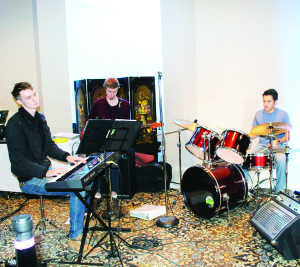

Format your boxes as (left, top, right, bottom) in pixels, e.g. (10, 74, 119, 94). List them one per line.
(243, 143, 287, 192)
(20, 177, 85, 240)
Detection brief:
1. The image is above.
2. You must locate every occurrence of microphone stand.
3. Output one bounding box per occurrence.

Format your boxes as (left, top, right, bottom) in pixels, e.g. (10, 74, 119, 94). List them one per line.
(156, 71, 179, 228)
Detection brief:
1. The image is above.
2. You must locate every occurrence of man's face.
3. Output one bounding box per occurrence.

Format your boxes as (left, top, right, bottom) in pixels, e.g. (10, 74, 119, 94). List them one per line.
(263, 95, 277, 113)
(105, 87, 118, 100)
(16, 89, 40, 112)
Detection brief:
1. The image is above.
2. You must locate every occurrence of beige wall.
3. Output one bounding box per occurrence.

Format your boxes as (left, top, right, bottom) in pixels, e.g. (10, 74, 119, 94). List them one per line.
(161, 0, 300, 189)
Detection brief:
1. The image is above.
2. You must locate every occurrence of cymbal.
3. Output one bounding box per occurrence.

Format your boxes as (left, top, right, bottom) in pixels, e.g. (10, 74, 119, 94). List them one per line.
(273, 147, 300, 153)
(250, 122, 291, 136)
(173, 119, 199, 131)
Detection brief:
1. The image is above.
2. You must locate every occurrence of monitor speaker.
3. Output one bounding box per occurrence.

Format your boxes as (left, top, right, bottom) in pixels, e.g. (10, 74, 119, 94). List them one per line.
(100, 148, 136, 199)
(250, 192, 300, 260)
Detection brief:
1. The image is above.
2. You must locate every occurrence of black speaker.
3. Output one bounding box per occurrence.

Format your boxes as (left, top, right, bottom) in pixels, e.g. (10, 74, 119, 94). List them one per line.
(136, 162, 172, 193)
(250, 192, 300, 260)
(100, 148, 136, 199)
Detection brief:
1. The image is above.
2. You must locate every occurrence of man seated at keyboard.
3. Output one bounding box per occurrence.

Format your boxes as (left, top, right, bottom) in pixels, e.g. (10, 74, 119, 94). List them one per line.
(5, 82, 100, 256)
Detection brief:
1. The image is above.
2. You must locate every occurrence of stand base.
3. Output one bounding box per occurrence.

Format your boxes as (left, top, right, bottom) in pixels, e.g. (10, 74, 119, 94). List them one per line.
(156, 216, 179, 228)
(102, 210, 123, 221)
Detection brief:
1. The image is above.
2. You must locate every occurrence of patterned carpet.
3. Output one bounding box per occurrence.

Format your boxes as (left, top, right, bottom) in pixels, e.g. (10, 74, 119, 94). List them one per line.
(1, 189, 300, 267)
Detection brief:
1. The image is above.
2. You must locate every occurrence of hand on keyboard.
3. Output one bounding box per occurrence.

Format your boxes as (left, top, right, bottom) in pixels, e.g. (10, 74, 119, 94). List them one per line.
(66, 155, 87, 165)
(46, 168, 69, 177)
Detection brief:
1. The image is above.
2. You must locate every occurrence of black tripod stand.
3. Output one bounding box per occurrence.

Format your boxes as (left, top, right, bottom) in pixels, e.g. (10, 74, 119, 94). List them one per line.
(73, 119, 142, 265)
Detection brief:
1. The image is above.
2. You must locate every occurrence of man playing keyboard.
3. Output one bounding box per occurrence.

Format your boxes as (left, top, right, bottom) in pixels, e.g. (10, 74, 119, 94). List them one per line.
(5, 82, 100, 256)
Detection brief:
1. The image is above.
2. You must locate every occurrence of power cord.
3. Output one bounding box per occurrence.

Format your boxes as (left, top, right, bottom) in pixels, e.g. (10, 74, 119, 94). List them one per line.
(131, 235, 161, 250)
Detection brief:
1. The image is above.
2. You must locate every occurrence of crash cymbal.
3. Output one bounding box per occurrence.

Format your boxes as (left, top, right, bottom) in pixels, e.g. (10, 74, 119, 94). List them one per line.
(173, 119, 199, 131)
(250, 122, 291, 136)
(272, 147, 300, 153)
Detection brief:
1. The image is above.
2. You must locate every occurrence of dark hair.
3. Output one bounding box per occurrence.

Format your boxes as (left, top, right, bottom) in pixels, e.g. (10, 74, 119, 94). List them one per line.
(263, 88, 278, 101)
(11, 82, 34, 100)
(103, 77, 119, 89)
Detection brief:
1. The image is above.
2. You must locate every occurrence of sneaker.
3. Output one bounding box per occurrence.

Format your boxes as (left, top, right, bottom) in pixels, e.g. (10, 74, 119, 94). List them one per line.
(68, 234, 100, 257)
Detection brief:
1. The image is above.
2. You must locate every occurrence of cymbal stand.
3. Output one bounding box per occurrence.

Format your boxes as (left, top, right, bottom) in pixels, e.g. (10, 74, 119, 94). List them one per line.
(284, 148, 290, 193)
(267, 128, 276, 195)
(255, 168, 263, 208)
(156, 71, 179, 228)
(177, 128, 184, 181)
(160, 128, 188, 182)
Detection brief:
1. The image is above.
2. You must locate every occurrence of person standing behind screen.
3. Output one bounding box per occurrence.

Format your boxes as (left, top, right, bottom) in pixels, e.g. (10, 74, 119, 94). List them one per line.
(86, 77, 130, 212)
(245, 88, 291, 193)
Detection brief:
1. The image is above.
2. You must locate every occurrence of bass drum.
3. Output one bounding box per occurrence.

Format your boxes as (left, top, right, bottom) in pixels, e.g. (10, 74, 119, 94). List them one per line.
(181, 162, 247, 219)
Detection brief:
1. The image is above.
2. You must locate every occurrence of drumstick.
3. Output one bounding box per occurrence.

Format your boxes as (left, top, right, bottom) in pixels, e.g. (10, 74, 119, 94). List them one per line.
(217, 125, 224, 132)
(258, 147, 268, 153)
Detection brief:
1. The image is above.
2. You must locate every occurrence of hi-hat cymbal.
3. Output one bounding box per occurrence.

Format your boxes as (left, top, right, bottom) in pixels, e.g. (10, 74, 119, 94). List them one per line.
(250, 122, 291, 136)
(173, 119, 199, 131)
(273, 147, 300, 153)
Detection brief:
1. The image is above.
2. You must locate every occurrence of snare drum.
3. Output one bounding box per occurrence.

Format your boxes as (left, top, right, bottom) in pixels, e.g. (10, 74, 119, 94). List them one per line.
(186, 125, 222, 160)
(244, 153, 271, 169)
(181, 161, 247, 219)
(216, 129, 251, 165)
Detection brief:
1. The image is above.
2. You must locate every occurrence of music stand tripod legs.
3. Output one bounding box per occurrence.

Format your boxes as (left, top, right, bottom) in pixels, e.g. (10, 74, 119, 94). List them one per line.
(94, 162, 132, 260)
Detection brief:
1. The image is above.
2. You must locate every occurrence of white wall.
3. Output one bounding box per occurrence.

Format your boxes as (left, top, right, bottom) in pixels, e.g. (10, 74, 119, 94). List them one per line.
(161, 0, 300, 189)
(65, 0, 163, 123)
(0, 0, 39, 116)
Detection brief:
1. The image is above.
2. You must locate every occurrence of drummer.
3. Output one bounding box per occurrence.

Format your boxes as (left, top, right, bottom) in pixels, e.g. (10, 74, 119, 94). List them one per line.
(245, 88, 291, 193)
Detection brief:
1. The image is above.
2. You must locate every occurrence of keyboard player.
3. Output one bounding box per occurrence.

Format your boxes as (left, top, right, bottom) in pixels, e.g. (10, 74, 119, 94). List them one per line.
(5, 82, 101, 256)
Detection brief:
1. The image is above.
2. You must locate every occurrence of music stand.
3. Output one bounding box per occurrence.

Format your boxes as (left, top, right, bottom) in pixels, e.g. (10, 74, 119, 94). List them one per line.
(75, 119, 142, 264)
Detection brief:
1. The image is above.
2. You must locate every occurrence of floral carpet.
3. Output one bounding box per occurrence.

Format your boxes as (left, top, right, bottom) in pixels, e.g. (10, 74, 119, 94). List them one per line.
(0, 189, 300, 267)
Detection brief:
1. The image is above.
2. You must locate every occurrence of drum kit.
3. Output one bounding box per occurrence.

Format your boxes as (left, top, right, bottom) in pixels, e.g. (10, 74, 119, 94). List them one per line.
(172, 119, 292, 224)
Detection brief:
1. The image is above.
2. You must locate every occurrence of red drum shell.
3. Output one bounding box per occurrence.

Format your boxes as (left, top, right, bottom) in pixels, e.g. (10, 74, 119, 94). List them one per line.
(247, 153, 271, 169)
(216, 129, 251, 165)
(181, 161, 247, 219)
(186, 125, 221, 160)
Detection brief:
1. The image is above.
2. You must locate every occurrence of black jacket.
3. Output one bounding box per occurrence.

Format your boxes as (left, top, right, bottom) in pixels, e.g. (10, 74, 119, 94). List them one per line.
(5, 107, 69, 182)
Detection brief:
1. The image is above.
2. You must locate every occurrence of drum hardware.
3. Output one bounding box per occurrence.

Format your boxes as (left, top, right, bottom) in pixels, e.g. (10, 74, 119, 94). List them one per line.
(162, 127, 189, 182)
(216, 185, 226, 190)
(156, 72, 179, 228)
(250, 121, 292, 195)
(223, 193, 232, 226)
(202, 132, 214, 167)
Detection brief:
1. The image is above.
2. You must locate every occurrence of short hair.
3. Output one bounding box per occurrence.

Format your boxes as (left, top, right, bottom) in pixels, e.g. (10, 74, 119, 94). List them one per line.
(103, 77, 119, 90)
(263, 88, 278, 101)
(11, 82, 34, 100)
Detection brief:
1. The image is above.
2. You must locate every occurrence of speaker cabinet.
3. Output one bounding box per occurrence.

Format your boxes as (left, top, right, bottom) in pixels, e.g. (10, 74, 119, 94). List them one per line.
(250, 192, 300, 260)
(136, 162, 172, 193)
(100, 148, 136, 199)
